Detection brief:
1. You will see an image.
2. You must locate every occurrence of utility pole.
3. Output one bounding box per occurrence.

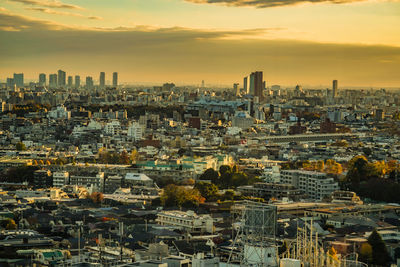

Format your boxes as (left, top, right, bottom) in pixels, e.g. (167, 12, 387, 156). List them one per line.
(119, 221, 124, 262)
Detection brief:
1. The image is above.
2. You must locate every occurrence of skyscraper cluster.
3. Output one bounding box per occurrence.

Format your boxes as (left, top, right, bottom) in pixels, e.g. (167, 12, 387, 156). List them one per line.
(4, 70, 119, 89)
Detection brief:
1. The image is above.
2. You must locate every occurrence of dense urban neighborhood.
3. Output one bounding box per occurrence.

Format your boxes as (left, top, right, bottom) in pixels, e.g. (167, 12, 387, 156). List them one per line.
(0, 71, 400, 266)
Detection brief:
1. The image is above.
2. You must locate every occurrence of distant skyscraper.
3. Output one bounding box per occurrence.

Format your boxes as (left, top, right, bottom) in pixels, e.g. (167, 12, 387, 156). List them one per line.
(57, 69, 66, 87)
(67, 76, 73, 88)
(86, 76, 94, 90)
(243, 76, 248, 93)
(49, 74, 57, 88)
(234, 83, 240, 96)
(332, 80, 338, 98)
(13, 73, 24, 87)
(201, 80, 205, 88)
(112, 72, 118, 87)
(75, 75, 80, 88)
(39, 73, 46, 86)
(6, 78, 14, 88)
(249, 71, 264, 101)
(100, 72, 105, 89)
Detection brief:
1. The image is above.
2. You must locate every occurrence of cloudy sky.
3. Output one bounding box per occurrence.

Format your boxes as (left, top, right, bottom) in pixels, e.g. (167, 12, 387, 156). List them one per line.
(0, 0, 399, 87)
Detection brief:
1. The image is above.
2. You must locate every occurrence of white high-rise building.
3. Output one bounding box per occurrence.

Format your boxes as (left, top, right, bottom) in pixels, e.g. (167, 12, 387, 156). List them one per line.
(127, 122, 143, 141)
(104, 120, 121, 135)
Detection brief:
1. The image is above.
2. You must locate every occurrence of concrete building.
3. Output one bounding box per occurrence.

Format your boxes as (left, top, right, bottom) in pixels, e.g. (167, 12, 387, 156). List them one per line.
(69, 172, 104, 191)
(39, 73, 46, 86)
(232, 111, 253, 129)
(52, 171, 69, 188)
(67, 76, 73, 88)
(48, 105, 71, 120)
(100, 72, 105, 89)
(332, 80, 338, 98)
(156, 210, 213, 233)
(75, 75, 80, 88)
(57, 69, 66, 87)
(280, 170, 339, 200)
(13, 73, 24, 88)
(86, 76, 94, 90)
(113, 72, 118, 87)
(104, 120, 122, 135)
(49, 74, 57, 88)
(127, 122, 143, 141)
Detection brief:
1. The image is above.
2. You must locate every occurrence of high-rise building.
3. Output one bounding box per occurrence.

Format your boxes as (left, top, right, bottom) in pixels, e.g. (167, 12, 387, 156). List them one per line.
(13, 73, 24, 88)
(67, 76, 73, 88)
(86, 76, 94, 90)
(332, 80, 338, 98)
(234, 83, 240, 96)
(75, 75, 80, 88)
(249, 71, 264, 101)
(243, 76, 248, 93)
(6, 78, 14, 88)
(112, 72, 118, 88)
(100, 72, 105, 89)
(39, 73, 46, 86)
(49, 74, 57, 88)
(57, 69, 66, 87)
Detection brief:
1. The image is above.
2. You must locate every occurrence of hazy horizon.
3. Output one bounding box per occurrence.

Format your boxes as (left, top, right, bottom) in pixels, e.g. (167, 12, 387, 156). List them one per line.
(1, 0, 399, 87)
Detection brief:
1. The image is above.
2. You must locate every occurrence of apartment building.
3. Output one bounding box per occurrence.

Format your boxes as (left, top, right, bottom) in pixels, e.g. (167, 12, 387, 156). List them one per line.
(280, 170, 339, 200)
(156, 210, 213, 233)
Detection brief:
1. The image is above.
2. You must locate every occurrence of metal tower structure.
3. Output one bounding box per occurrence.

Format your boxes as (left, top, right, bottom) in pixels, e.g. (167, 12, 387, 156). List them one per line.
(229, 201, 278, 266)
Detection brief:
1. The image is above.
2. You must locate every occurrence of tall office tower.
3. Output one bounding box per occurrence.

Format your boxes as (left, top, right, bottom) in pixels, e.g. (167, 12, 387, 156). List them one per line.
(250, 71, 264, 101)
(6, 78, 14, 88)
(243, 76, 248, 93)
(49, 74, 57, 88)
(86, 76, 94, 90)
(75, 75, 80, 88)
(57, 69, 66, 87)
(67, 76, 73, 88)
(13, 73, 24, 88)
(234, 83, 240, 96)
(201, 80, 205, 88)
(39, 73, 46, 86)
(99, 72, 105, 89)
(112, 72, 118, 88)
(332, 80, 338, 98)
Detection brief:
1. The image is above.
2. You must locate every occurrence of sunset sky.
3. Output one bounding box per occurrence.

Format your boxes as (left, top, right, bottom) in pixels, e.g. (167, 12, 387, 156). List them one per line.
(1, 0, 399, 87)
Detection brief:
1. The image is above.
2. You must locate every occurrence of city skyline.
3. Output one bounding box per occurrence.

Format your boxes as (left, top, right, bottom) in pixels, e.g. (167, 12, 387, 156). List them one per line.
(0, 0, 399, 87)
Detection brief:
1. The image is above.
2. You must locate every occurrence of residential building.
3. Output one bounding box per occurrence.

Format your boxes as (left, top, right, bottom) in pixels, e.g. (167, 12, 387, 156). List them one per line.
(52, 171, 69, 188)
(127, 122, 143, 141)
(156, 210, 213, 233)
(280, 170, 339, 200)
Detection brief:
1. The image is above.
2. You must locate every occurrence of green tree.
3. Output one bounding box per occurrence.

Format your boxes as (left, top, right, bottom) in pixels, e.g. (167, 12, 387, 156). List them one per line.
(16, 142, 26, 151)
(359, 243, 373, 264)
(199, 168, 219, 183)
(368, 230, 391, 266)
(6, 219, 17, 230)
(161, 184, 204, 208)
(194, 182, 219, 201)
(219, 165, 232, 176)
